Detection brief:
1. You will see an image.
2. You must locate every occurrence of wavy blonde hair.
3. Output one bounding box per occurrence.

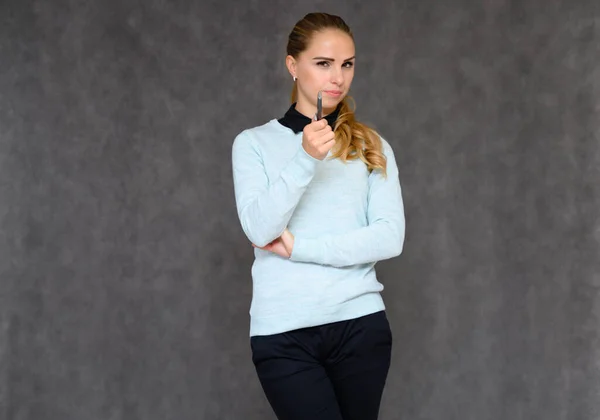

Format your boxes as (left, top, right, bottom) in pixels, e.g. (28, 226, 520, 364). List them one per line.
(287, 13, 387, 176)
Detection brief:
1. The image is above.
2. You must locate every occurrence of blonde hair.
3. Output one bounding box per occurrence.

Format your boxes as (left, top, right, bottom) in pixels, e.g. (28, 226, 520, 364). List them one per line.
(287, 12, 387, 176)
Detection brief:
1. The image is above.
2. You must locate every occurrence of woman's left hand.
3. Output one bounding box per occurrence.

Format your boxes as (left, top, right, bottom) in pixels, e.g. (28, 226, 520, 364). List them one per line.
(252, 229, 295, 258)
(280, 228, 295, 256)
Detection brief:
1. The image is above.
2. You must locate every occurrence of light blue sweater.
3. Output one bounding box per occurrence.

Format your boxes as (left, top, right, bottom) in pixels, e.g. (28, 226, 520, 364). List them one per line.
(232, 118, 405, 337)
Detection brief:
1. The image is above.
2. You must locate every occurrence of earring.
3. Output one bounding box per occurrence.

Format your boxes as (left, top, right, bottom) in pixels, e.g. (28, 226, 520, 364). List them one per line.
(293, 76, 297, 82)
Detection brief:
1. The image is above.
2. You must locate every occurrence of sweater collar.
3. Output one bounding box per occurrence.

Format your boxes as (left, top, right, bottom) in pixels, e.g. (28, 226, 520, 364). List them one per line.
(278, 102, 342, 134)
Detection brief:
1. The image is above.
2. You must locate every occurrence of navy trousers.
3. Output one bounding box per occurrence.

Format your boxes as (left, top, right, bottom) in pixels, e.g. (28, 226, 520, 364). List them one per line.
(250, 311, 392, 420)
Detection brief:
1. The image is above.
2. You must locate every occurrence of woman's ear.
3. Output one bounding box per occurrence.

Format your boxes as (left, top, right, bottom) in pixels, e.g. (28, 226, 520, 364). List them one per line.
(285, 55, 296, 80)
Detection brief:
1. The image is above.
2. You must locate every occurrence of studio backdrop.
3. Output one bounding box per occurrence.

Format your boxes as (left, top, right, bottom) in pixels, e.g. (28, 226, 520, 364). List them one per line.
(1, 0, 599, 419)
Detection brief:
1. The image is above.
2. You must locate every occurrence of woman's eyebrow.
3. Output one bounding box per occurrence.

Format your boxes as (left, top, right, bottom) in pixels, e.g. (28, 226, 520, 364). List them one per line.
(312, 56, 356, 61)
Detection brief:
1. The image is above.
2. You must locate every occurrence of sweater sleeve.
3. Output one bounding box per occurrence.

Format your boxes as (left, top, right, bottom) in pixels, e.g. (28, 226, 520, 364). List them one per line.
(289, 138, 405, 267)
(232, 130, 321, 247)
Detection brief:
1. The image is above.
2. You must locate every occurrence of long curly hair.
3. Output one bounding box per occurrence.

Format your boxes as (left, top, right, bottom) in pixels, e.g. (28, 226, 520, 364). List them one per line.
(287, 12, 387, 176)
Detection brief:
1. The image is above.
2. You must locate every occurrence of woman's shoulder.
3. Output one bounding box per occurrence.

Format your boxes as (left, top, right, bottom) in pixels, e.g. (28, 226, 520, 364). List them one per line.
(368, 129, 395, 156)
(233, 119, 290, 151)
(235, 119, 286, 139)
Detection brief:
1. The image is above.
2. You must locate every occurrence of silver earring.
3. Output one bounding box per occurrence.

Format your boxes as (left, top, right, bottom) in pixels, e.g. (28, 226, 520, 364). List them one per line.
(293, 76, 297, 82)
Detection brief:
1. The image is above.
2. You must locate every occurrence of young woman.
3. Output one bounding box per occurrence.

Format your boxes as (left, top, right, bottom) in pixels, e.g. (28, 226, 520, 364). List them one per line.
(231, 12, 406, 420)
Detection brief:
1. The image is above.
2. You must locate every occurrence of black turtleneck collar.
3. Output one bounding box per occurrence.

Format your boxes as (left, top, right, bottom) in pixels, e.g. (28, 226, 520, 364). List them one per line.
(278, 103, 342, 134)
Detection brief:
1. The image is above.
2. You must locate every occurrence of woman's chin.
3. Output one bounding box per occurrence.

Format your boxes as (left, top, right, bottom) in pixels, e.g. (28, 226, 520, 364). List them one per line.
(323, 95, 345, 110)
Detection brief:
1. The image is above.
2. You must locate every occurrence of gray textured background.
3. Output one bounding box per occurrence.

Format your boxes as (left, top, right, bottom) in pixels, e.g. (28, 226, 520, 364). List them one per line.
(1, 0, 599, 419)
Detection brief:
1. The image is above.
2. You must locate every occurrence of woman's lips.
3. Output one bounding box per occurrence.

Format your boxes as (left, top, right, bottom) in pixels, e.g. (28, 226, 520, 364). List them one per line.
(323, 90, 343, 97)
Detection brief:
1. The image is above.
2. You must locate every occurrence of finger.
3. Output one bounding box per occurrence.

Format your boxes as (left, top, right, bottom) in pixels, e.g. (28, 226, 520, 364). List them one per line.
(309, 128, 330, 143)
(322, 138, 336, 149)
(318, 123, 332, 135)
(316, 132, 336, 145)
(310, 118, 327, 129)
(314, 123, 331, 134)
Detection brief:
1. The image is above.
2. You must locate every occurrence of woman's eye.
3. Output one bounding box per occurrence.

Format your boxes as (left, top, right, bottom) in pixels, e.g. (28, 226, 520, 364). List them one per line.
(316, 61, 354, 68)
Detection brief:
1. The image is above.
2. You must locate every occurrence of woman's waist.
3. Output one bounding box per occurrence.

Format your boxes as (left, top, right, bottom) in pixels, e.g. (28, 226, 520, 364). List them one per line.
(250, 258, 378, 299)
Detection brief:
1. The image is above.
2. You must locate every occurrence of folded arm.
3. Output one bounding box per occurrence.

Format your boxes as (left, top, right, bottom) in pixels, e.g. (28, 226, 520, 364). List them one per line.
(289, 139, 405, 267)
(232, 131, 320, 247)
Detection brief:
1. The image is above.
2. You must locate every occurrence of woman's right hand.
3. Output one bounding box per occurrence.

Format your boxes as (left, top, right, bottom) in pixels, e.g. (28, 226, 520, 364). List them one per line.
(302, 119, 336, 160)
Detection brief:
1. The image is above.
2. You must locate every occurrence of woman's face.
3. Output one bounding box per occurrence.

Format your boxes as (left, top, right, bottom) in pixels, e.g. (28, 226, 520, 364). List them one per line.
(288, 29, 355, 117)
